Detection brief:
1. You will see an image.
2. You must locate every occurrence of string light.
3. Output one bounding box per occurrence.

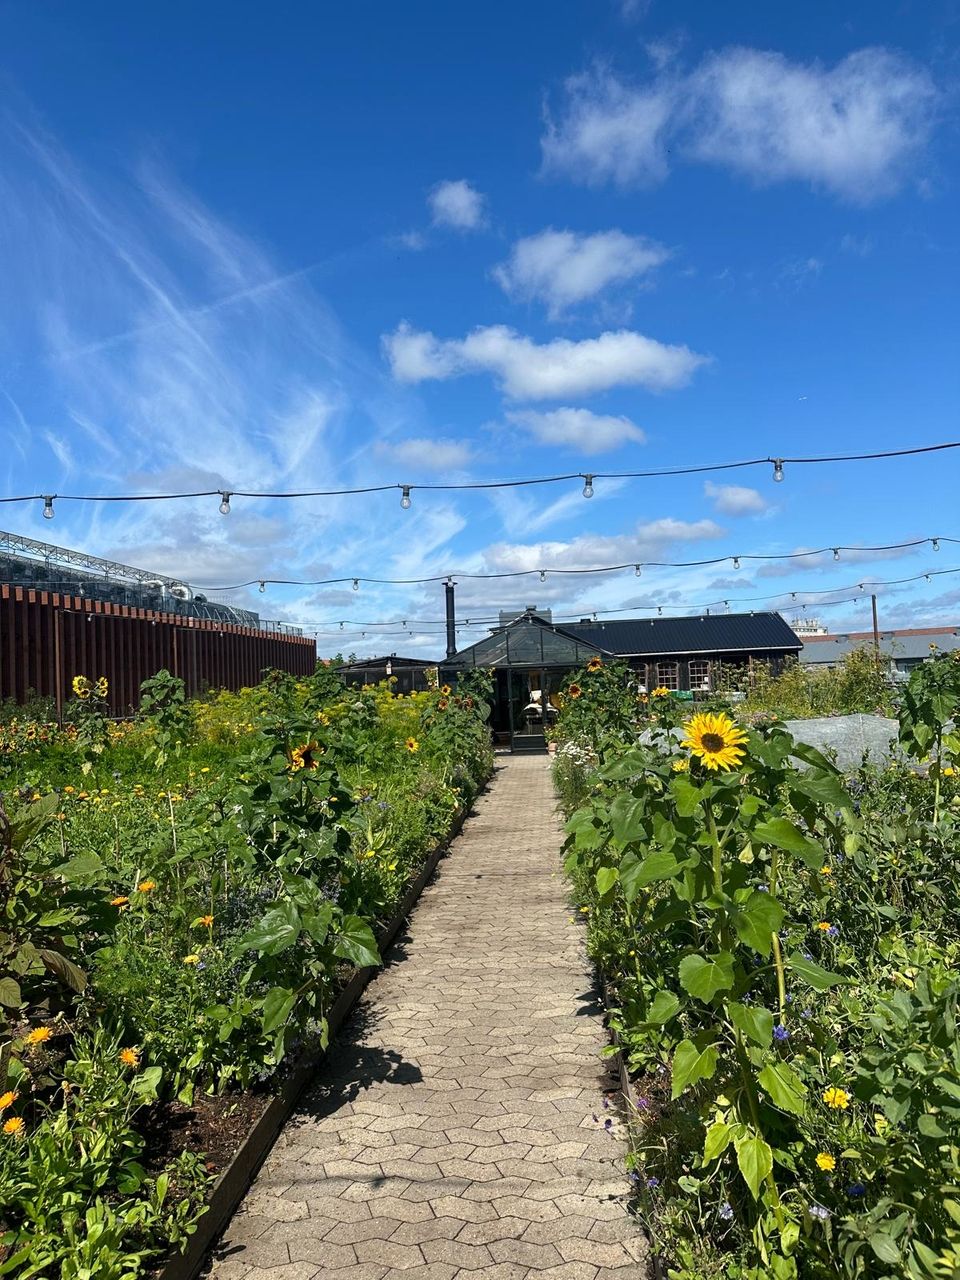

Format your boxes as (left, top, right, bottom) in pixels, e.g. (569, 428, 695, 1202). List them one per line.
(833, 548, 840, 561)
(352, 579, 359, 591)
(733, 556, 741, 570)
(933, 537, 940, 551)
(400, 485, 412, 510)
(258, 581, 266, 594)
(539, 570, 546, 582)
(634, 564, 642, 577)
(42, 496, 55, 520)
(5, 440, 957, 515)
(219, 492, 231, 516)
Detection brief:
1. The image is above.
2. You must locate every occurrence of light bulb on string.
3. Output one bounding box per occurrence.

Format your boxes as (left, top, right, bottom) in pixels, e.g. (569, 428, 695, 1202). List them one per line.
(352, 579, 359, 591)
(219, 492, 231, 515)
(581, 474, 594, 499)
(400, 485, 411, 510)
(772, 459, 784, 483)
(339, 621, 344, 630)
(539, 569, 546, 583)
(657, 606, 663, 616)
(833, 548, 840, 561)
(634, 564, 642, 577)
(932, 538, 940, 551)
(258, 581, 266, 594)
(733, 556, 741, 570)
(42, 495, 55, 520)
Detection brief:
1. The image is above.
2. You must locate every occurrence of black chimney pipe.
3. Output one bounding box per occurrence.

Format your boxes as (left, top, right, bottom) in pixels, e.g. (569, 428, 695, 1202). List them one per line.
(444, 579, 456, 659)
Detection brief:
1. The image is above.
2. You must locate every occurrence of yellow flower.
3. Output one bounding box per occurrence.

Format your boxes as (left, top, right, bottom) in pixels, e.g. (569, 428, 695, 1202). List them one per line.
(182, 954, 201, 965)
(200, 767, 210, 773)
(567, 684, 582, 700)
(651, 686, 671, 698)
(64, 785, 75, 794)
(817, 921, 832, 931)
(823, 1086, 850, 1110)
(874, 1114, 889, 1132)
(671, 760, 689, 773)
(25, 1026, 53, 1046)
(290, 742, 321, 771)
(820, 865, 833, 877)
(119, 1047, 140, 1068)
(944, 766, 955, 777)
(586, 657, 603, 672)
(95, 676, 109, 698)
(110, 895, 129, 907)
(198, 914, 214, 927)
(137, 880, 156, 893)
(440, 685, 451, 696)
(0, 1090, 18, 1112)
(815, 1152, 836, 1171)
(405, 737, 420, 753)
(3, 1116, 25, 1138)
(71, 675, 89, 697)
(680, 712, 748, 772)
(579, 906, 590, 913)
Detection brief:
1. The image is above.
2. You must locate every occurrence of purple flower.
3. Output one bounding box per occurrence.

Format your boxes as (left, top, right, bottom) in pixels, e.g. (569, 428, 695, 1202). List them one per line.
(827, 925, 839, 938)
(847, 1183, 866, 1198)
(718, 1202, 734, 1221)
(801, 1009, 813, 1020)
(635, 1094, 650, 1110)
(773, 1024, 790, 1042)
(604, 1118, 613, 1132)
(809, 1204, 831, 1221)
(602, 1098, 610, 1109)
(646, 1177, 660, 1189)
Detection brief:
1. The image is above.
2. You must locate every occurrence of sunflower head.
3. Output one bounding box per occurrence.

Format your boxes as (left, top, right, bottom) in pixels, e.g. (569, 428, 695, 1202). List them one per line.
(680, 712, 748, 772)
(405, 737, 420, 753)
(568, 684, 582, 699)
(119, 1047, 140, 1068)
(586, 657, 603, 673)
(95, 676, 109, 698)
(290, 742, 321, 771)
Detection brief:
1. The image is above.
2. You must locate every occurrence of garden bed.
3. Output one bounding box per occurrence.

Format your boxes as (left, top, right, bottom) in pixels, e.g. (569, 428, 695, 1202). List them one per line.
(1, 664, 495, 1279)
(553, 653, 960, 1280)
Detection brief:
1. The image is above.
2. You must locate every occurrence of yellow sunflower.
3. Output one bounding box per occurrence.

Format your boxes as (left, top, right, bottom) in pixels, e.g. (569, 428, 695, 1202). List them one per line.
(405, 737, 420, 753)
(680, 712, 748, 772)
(568, 684, 582, 699)
(289, 742, 321, 771)
(586, 657, 603, 672)
(95, 676, 109, 698)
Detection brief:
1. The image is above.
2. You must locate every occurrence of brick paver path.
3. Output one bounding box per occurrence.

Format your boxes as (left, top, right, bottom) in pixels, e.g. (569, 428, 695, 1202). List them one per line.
(210, 755, 649, 1280)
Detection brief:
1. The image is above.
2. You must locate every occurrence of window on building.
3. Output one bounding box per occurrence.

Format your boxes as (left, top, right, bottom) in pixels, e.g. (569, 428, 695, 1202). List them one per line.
(656, 660, 679, 690)
(689, 659, 712, 691)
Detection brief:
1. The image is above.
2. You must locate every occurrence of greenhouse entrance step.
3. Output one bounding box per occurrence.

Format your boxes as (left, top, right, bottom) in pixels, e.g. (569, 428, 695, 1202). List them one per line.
(511, 731, 548, 753)
(209, 755, 648, 1280)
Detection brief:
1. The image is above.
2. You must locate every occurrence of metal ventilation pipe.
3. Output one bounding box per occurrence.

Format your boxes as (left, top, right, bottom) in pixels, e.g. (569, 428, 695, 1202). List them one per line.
(445, 579, 457, 659)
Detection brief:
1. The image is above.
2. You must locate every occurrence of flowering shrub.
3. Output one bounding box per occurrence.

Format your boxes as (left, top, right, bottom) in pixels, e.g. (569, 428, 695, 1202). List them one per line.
(556, 653, 960, 1279)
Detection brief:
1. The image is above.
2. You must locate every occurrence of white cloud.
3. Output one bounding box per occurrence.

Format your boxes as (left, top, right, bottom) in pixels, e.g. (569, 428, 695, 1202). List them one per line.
(383, 322, 708, 399)
(508, 407, 645, 453)
(704, 481, 770, 516)
(377, 437, 476, 470)
(427, 179, 487, 230)
(543, 47, 937, 202)
(493, 228, 669, 316)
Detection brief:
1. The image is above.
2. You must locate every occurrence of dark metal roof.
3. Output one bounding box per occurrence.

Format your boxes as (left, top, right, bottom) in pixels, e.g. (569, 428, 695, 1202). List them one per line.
(561, 612, 802, 657)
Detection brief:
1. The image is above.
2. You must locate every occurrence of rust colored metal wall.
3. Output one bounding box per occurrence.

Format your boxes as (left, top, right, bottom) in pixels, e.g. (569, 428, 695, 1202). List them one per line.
(0, 586, 316, 716)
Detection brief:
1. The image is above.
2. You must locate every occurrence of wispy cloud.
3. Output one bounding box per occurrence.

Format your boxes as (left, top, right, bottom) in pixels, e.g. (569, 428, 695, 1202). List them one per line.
(427, 179, 487, 231)
(704, 481, 770, 516)
(507, 406, 646, 453)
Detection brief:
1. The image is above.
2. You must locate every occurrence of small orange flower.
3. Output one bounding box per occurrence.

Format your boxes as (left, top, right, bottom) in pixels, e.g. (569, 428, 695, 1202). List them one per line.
(817, 921, 832, 931)
(137, 880, 156, 893)
(25, 1026, 53, 1046)
(119, 1047, 140, 1068)
(198, 914, 214, 928)
(0, 1090, 17, 1112)
(110, 895, 130, 907)
(3, 1116, 25, 1138)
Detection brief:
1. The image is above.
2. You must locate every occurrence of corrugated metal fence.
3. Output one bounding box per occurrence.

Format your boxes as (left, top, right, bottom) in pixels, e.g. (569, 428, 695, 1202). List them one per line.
(0, 585, 316, 717)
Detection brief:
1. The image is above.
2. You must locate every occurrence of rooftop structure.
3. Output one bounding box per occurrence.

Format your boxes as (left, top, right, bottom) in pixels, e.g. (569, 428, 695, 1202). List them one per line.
(799, 625, 960, 676)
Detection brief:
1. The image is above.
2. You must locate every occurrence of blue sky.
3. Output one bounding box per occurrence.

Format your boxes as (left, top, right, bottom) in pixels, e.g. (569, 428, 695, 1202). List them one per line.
(1, 1, 958, 655)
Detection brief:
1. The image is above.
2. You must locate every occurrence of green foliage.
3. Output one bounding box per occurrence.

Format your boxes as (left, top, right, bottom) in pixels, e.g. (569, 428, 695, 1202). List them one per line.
(138, 670, 188, 771)
(555, 656, 960, 1280)
(723, 649, 895, 722)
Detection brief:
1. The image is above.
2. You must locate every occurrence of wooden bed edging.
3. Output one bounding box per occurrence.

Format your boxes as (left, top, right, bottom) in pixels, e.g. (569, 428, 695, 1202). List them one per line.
(157, 781, 486, 1280)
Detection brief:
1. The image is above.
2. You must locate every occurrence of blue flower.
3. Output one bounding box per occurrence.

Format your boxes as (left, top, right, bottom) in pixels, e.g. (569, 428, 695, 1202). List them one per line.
(827, 925, 839, 938)
(801, 1009, 813, 1020)
(604, 1118, 613, 1132)
(646, 1177, 660, 1189)
(847, 1183, 866, 1198)
(757, 884, 769, 892)
(773, 1024, 790, 1042)
(718, 1202, 734, 1221)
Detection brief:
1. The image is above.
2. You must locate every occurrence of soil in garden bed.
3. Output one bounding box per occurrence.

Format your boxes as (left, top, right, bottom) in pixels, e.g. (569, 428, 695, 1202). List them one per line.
(138, 1092, 269, 1182)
